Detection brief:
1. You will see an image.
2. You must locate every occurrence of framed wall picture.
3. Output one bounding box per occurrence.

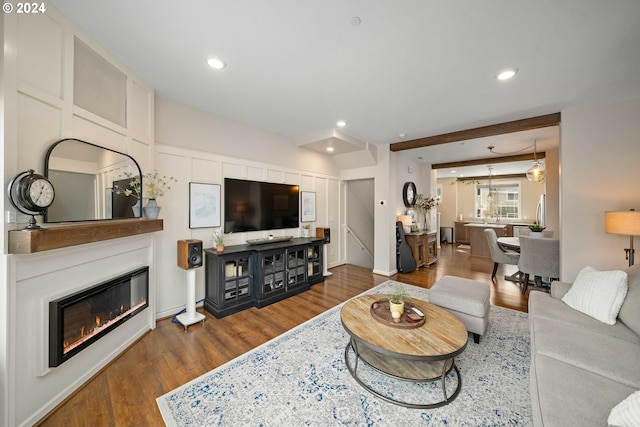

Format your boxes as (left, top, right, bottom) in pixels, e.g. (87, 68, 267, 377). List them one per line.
(301, 191, 316, 222)
(189, 182, 221, 228)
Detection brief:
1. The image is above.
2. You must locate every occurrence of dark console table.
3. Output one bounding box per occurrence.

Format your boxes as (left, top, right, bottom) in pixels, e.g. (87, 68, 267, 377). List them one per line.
(204, 237, 324, 318)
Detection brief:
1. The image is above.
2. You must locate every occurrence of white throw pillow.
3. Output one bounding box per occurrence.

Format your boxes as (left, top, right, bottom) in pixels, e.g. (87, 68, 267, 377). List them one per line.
(608, 390, 640, 427)
(562, 266, 628, 325)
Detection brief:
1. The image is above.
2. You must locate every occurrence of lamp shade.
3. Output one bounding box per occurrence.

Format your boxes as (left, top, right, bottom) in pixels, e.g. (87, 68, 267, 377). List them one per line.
(605, 210, 640, 236)
(396, 215, 413, 227)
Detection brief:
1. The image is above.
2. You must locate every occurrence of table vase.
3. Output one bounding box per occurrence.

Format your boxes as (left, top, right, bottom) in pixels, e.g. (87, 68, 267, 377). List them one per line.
(144, 199, 161, 219)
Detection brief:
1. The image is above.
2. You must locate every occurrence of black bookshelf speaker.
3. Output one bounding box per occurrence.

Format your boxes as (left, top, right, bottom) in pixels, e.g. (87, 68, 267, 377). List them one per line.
(316, 227, 330, 244)
(177, 239, 203, 270)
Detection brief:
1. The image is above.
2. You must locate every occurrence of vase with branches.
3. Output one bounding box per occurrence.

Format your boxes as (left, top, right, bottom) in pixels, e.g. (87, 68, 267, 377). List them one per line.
(112, 172, 141, 200)
(112, 170, 177, 219)
(416, 193, 437, 231)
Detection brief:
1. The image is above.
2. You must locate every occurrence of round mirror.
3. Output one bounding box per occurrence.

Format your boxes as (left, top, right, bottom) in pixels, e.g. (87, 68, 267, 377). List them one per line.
(45, 138, 142, 222)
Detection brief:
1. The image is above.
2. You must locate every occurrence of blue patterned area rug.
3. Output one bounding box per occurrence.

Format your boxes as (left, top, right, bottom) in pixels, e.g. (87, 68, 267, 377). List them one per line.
(157, 281, 532, 426)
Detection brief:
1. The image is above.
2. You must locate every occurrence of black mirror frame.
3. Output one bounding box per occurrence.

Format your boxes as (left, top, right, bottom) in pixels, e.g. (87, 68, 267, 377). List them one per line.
(44, 138, 142, 223)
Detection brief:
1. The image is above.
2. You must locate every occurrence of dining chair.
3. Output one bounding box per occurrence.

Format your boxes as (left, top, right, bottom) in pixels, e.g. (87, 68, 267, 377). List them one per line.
(484, 229, 520, 281)
(516, 228, 554, 238)
(517, 236, 560, 294)
(513, 226, 529, 237)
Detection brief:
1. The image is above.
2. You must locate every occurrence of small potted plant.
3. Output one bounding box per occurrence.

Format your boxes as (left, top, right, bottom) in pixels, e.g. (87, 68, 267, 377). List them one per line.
(388, 284, 408, 322)
(528, 224, 546, 238)
(302, 223, 311, 238)
(213, 232, 225, 252)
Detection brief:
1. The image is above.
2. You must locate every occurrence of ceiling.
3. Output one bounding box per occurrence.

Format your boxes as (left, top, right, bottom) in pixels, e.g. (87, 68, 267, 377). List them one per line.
(50, 0, 640, 173)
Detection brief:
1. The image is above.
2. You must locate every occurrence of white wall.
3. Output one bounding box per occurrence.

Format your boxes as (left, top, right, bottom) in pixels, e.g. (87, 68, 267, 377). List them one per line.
(395, 152, 428, 219)
(155, 98, 339, 177)
(544, 147, 560, 234)
(153, 100, 342, 317)
(10, 237, 156, 426)
(2, 7, 156, 426)
(560, 97, 640, 280)
(341, 146, 395, 276)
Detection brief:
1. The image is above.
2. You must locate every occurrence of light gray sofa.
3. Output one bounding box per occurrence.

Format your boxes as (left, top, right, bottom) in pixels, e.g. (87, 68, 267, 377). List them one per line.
(528, 263, 640, 426)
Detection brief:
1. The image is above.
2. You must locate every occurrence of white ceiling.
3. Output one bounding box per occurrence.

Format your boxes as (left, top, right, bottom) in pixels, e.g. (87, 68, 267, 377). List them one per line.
(50, 0, 640, 173)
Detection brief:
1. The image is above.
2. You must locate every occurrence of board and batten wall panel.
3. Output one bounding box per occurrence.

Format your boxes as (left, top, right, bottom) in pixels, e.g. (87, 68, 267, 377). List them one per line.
(5, 5, 157, 426)
(131, 80, 153, 142)
(154, 144, 341, 318)
(71, 115, 128, 153)
(17, 94, 62, 171)
(267, 169, 285, 183)
(17, 12, 63, 100)
(154, 152, 194, 315)
(154, 97, 340, 177)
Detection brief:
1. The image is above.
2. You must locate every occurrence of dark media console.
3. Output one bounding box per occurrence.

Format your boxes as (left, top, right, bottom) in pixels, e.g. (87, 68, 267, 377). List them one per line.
(204, 237, 324, 318)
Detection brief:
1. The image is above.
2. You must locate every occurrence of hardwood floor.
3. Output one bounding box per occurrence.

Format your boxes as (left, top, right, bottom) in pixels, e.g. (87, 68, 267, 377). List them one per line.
(37, 243, 528, 426)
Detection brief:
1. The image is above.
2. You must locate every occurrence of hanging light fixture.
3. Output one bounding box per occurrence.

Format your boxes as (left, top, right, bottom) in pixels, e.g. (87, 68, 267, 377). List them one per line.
(485, 165, 497, 220)
(526, 140, 545, 182)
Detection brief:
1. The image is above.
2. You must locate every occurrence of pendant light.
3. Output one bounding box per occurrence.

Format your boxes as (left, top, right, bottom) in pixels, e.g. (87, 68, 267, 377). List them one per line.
(486, 165, 496, 219)
(527, 140, 545, 182)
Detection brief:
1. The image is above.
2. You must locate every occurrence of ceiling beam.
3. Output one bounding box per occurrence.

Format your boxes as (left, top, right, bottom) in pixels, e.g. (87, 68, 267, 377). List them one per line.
(455, 173, 527, 181)
(432, 152, 545, 170)
(389, 113, 561, 152)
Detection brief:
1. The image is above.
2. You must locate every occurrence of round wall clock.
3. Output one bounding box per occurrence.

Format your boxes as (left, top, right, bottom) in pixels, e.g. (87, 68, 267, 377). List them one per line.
(402, 182, 417, 207)
(8, 169, 55, 229)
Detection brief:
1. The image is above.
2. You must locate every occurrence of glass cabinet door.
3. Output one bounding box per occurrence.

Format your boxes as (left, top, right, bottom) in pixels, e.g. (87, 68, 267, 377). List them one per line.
(287, 247, 306, 287)
(223, 256, 251, 301)
(262, 251, 285, 295)
(307, 244, 321, 277)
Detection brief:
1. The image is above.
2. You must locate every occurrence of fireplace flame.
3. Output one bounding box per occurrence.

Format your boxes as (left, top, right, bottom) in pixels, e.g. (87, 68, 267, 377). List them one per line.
(62, 298, 148, 356)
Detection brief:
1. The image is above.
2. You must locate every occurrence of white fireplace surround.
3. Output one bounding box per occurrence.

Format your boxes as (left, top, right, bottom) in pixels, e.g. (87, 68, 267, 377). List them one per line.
(6, 234, 156, 427)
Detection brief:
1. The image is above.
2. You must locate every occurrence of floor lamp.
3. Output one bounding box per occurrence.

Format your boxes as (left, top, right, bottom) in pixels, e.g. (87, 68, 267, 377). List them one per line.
(605, 209, 640, 266)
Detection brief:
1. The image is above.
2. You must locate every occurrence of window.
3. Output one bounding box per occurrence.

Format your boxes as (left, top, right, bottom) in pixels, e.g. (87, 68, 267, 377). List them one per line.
(475, 183, 521, 220)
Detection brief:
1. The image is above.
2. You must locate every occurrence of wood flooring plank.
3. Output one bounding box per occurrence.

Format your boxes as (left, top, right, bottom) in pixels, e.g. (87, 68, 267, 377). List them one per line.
(36, 244, 528, 426)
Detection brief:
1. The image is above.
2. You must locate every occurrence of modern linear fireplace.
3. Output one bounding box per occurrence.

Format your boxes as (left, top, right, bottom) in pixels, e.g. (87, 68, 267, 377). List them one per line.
(49, 266, 149, 367)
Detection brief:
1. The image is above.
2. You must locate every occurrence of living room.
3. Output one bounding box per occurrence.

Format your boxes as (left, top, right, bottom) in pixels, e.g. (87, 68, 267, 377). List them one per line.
(2, 1, 640, 426)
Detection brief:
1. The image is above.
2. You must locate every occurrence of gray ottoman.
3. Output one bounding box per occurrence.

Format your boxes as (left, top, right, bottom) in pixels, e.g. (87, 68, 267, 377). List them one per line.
(430, 275, 490, 344)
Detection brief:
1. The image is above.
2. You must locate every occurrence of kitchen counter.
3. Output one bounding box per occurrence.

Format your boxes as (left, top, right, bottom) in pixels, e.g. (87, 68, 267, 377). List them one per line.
(466, 223, 507, 258)
(464, 223, 507, 228)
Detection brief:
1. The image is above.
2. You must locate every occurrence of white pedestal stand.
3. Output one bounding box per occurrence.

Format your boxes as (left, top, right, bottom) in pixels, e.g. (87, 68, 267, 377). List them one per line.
(177, 269, 205, 330)
(322, 243, 332, 276)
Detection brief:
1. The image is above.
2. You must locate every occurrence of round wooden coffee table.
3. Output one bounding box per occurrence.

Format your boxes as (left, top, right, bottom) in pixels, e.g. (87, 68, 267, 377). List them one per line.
(340, 294, 468, 408)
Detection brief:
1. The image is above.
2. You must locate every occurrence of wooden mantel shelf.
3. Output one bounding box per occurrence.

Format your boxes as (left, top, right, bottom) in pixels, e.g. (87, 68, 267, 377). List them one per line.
(8, 219, 164, 254)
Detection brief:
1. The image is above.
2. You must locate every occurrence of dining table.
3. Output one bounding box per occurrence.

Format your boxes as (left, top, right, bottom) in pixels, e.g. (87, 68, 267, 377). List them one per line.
(496, 236, 522, 284)
(497, 236, 520, 252)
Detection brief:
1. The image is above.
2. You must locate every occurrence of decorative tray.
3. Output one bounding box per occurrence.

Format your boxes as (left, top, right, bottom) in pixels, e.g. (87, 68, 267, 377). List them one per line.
(246, 235, 294, 245)
(370, 299, 426, 329)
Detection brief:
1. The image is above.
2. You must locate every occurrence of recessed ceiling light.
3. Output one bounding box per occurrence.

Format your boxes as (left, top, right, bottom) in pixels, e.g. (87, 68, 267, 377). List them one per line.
(497, 68, 518, 80)
(336, 120, 347, 127)
(398, 133, 407, 138)
(207, 58, 226, 70)
(326, 146, 335, 152)
(451, 170, 456, 174)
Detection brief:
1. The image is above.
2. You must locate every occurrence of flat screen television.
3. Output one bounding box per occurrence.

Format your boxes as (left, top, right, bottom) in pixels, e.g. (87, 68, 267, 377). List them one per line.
(224, 178, 299, 233)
